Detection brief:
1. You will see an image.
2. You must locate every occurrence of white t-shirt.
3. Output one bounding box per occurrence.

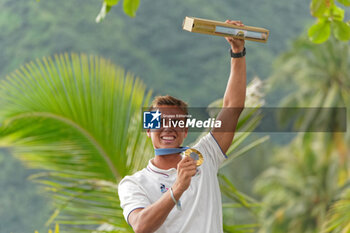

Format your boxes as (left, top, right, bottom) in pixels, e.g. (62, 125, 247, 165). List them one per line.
(118, 132, 227, 233)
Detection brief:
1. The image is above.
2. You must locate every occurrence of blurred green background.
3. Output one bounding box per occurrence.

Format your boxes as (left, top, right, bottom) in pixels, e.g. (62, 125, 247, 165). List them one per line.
(0, 0, 349, 232)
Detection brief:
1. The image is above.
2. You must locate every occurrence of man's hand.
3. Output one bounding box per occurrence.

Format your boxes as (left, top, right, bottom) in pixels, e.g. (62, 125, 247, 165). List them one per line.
(224, 20, 245, 53)
(172, 157, 197, 198)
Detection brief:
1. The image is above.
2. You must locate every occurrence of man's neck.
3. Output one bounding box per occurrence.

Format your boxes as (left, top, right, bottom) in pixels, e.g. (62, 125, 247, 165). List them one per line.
(152, 153, 182, 170)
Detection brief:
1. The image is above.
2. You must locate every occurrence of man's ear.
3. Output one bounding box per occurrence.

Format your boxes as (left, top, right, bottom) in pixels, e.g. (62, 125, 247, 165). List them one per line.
(146, 129, 151, 137)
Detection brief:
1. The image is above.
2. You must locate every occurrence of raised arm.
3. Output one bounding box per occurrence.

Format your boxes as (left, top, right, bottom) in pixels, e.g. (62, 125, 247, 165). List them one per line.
(211, 20, 246, 154)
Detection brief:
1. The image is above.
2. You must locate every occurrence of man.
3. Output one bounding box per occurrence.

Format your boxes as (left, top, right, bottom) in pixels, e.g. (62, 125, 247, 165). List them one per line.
(118, 20, 246, 233)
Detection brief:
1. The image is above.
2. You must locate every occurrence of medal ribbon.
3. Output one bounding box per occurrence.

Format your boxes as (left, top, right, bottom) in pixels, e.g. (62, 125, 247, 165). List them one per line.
(154, 147, 190, 156)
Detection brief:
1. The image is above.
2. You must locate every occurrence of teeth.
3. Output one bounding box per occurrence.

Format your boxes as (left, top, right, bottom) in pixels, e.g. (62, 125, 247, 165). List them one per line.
(161, 136, 175, 140)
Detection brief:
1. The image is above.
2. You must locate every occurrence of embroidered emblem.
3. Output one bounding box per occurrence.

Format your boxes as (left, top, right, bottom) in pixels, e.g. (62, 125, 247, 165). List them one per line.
(160, 183, 168, 193)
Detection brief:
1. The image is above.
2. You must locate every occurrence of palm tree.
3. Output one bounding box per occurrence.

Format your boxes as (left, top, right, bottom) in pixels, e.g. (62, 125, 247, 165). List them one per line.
(0, 54, 267, 232)
(255, 133, 342, 233)
(270, 36, 349, 132)
(256, 35, 350, 232)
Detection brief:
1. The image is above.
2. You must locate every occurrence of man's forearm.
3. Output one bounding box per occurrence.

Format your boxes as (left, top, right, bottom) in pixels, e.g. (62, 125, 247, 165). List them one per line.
(223, 56, 246, 108)
(131, 191, 176, 233)
(130, 184, 184, 233)
(211, 41, 246, 154)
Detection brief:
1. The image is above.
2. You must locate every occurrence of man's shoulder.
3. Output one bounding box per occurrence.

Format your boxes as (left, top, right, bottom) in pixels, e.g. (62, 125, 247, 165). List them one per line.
(119, 167, 150, 188)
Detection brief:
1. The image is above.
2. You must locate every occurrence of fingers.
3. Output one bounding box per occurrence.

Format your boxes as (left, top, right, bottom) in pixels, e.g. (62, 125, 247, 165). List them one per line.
(224, 19, 246, 50)
(174, 157, 197, 192)
(182, 163, 197, 171)
(225, 20, 244, 27)
(179, 167, 197, 178)
(178, 157, 197, 176)
(182, 168, 197, 177)
(224, 20, 244, 40)
(178, 162, 196, 172)
(179, 156, 196, 167)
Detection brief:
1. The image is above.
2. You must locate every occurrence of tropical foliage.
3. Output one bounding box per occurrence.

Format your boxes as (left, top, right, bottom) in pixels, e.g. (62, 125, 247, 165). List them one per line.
(256, 35, 350, 232)
(255, 133, 344, 233)
(309, 0, 350, 43)
(323, 189, 350, 232)
(271, 36, 350, 131)
(0, 54, 153, 232)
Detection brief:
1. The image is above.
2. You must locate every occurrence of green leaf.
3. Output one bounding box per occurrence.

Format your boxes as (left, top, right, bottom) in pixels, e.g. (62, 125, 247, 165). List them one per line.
(337, 0, 350, 6)
(333, 20, 350, 40)
(310, 0, 330, 17)
(219, 174, 260, 212)
(123, 0, 140, 17)
(308, 19, 331, 43)
(330, 4, 345, 21)
(105, 0, 119, 6)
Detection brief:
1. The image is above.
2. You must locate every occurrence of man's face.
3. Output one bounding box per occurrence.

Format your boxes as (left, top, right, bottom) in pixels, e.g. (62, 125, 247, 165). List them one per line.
(147, 105, 188, 149)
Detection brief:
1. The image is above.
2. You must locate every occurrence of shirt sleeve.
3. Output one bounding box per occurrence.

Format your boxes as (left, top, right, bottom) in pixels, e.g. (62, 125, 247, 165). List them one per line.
(193, 132, 227, 171)
(118, 176, 151, 224)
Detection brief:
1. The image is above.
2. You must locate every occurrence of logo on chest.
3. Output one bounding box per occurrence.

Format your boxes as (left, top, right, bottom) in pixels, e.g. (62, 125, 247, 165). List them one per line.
(160, 183, 168, 193)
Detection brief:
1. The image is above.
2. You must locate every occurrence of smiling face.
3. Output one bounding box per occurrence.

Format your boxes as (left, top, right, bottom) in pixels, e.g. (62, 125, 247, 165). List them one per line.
(147, 105, 188, 149)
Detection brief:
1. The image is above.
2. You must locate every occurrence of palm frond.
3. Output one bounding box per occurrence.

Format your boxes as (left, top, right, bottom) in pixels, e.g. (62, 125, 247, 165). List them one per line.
(0, 53, 153, 232)
(323, 189, 350, 233)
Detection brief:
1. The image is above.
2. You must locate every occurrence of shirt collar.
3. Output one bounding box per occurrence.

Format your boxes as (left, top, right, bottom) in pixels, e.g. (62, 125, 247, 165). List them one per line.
(146, 159, 177, 178)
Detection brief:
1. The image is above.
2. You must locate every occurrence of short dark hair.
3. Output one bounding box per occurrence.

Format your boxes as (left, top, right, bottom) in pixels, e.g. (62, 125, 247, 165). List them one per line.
(149, 95, 188, 115)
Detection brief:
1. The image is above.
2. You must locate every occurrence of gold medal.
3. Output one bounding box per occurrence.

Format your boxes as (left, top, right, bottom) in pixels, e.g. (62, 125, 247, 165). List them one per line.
(184, 148, 204, 166)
